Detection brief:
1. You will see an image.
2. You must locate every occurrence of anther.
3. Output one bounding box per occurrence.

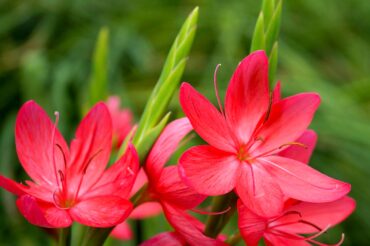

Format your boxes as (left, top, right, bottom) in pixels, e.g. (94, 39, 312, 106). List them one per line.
(279, 142, 307, 149)
(55, 144, 67, 169)
(298, 219, 323, 232)
(58, 170, 64, 182)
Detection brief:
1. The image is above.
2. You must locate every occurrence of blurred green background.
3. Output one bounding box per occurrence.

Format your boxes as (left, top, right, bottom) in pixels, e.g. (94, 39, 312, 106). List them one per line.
(0, 0, 369, 245)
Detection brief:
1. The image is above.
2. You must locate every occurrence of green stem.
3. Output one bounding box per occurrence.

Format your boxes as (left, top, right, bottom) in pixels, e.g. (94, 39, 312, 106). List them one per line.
(80, 227, 113, 246)
(58, 227, 71, 246)
(77, 185, 151, 246)
(226, 233, 242, 245)
(204, 192, 238, 238)
(131, 183, 150, 207)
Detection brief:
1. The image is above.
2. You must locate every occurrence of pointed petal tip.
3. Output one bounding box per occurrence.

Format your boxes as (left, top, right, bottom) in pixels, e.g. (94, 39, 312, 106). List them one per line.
(243, 50, 268, 64)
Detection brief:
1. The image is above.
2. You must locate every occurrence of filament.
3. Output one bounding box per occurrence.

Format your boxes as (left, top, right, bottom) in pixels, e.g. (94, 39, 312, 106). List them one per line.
(213, 64, 224, 115)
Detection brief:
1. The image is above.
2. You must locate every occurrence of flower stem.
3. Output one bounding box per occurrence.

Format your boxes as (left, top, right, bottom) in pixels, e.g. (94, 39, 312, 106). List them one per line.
(204, 192, 238, 238)
(226, 232, 242, 245)
(58, 227, 71, 246)
(80, 227, 113, 246)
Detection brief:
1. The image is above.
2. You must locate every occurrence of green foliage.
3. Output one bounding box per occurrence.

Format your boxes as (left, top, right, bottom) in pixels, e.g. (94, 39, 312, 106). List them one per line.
(88, 27, 109, 108)
(250, 0, 282, 85)
(133, 7, 198, 149)
(0, 0, 369, 245)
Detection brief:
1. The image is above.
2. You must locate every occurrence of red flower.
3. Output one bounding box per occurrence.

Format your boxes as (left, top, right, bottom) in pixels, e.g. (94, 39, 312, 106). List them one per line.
(0, 101, 139, 228)
(179, 50, 350, 217)
(237, 196, 355, 246)
(138, 118, 225, 245)
(106, 96, 134, 149)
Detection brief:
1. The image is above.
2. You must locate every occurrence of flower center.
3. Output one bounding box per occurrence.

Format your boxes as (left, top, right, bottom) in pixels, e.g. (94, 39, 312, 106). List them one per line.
(53, 190, 75, 209)
(237, 145, 251, 162)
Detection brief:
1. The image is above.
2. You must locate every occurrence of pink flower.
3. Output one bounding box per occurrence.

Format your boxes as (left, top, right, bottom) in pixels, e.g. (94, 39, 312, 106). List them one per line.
(0, 101, 139, 228)
(139, 118, 225, 245)
(237, 196, 355, 246)
(179, 50, 350, 217)
(106, 96, 134, 149)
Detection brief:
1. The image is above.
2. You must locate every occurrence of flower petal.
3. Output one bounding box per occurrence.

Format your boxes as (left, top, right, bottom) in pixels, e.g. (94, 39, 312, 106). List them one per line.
(179, 145, 239, 196)
(16, 195, 72, 228)
(157, 166, 206, 209)
(278, 130, 317, 164)
(130, 168, 148, 197)
(162, 203, 226, 246)
(225, 51, 270, 143)
(264, 234, 310, 246)
(272, 81, 282, 104)
(235, 164, 284, 217)
(180, 83, 236, 152)
(253, 93, 320, 156)
(70, 196, 132, 227)
(84, 144, 139, 199)
(141, 232, 185, 246)
(68, 103, 112, 196)
(106, 96, 133, 148)
(237, 200, 266, 246)
(130, 202, 162, 219)
(111, 221, 132, 240)
(278, 196, 355, 234)
(146, 118, 192, 181)
(0, 175, 27, 196)
(263, 156, 351, 203)
(15, 101, 69, 187)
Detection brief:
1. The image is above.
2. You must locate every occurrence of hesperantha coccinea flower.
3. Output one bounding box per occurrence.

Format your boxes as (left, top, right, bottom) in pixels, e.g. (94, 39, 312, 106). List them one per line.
(237, 127, 355, 246)
(126, 118, 225, 246)
(0, 101, 139, 228)
(237, 197, 355, 246)
(179, 50, 351, 217)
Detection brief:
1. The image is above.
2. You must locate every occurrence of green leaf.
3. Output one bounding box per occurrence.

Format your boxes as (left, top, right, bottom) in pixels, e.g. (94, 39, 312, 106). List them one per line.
(250, 12, 265, 52)
(115, 126, 136, 161)
(88, 27, 109, 107)
(133, 7, 198, 146)
(135, 112, 170, 161)
(262, 0, 275, 25)
(265, 0, 282, 54)
(268, 41, 278, 85)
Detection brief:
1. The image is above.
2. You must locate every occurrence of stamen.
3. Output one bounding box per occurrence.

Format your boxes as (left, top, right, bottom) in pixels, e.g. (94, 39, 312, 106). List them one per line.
(55, 144, 67, 169)
(51, 111, 61, 190)
(74, 149, 103, 200)
(269, 210, 302, 224)
(251, 141, 307, 159)
(307, 233, 344, 246)
(52, 191, 64, 209)
(298, 219, 323, 232)
(82, 149, 103, 174)
(58, 170, 64, 182)
(213, 64, 224, 115)
(279, 142, 307, 150)
(263, 93, 274, 123)
(269, 229, 304, 241)
(255, 136, 265, 142)
(303, 224, 330, 241)
(191, 206, 231, 215)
